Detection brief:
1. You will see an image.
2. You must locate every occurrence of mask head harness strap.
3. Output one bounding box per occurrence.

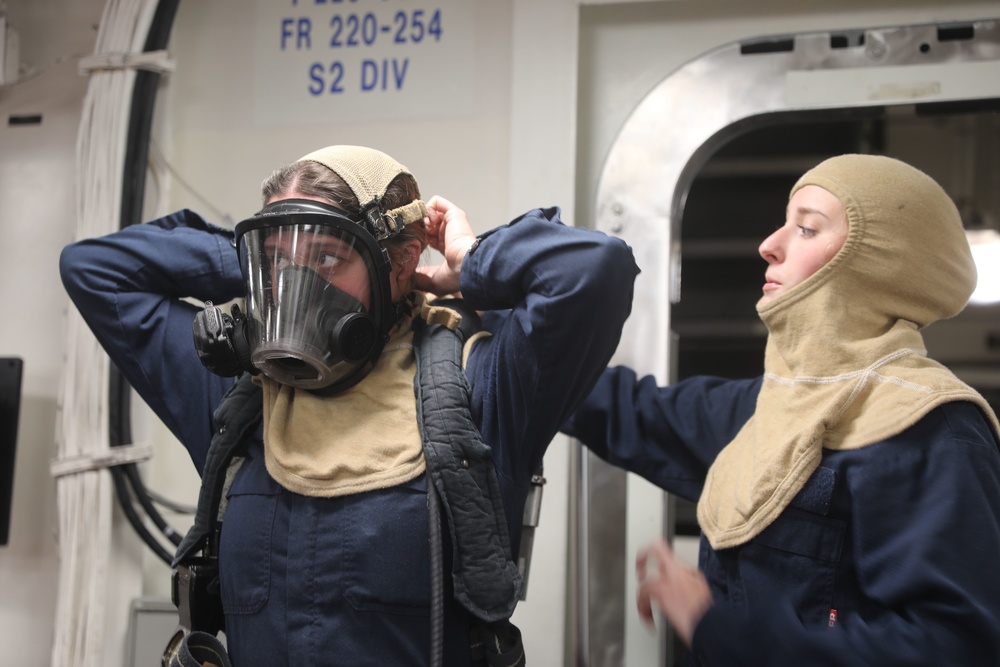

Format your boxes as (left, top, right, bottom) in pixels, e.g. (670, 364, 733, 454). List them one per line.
(296, 145, 428, 241)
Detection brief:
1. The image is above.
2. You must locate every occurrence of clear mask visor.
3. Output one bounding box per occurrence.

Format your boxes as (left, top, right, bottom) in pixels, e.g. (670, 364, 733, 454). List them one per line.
(239, 220, 389, 391)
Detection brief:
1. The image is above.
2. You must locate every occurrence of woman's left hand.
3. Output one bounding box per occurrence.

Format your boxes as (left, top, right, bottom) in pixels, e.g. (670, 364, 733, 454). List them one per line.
(414, 195, 478, 296)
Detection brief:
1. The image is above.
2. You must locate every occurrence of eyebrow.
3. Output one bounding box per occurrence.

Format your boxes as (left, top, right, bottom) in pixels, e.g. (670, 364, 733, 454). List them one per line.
(791, 205, 835, 222)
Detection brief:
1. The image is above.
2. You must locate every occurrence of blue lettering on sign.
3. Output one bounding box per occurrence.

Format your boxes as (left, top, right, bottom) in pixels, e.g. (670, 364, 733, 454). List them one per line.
(308, 61, 347, 95)
(394, 9, 442, 44)
(307, 62, 325, 94)
(280, 17, 312, 50)
(325, 9, 443, 48)
(277, 5, 447, 99)
(360, 58, 409, 92)
(329, 13, 381, 47)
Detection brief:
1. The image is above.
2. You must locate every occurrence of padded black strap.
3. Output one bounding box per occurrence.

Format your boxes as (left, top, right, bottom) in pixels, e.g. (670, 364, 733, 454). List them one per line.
(173, 374, 262, 567)
(414, 310, 524, 622)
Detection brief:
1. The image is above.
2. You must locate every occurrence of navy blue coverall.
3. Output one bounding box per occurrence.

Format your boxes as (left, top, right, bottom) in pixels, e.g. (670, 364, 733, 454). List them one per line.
(60, 207, 638, 666)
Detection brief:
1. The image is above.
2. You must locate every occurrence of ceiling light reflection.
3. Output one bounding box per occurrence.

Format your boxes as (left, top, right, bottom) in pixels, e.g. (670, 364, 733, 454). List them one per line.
(967, 229, 1000, 306)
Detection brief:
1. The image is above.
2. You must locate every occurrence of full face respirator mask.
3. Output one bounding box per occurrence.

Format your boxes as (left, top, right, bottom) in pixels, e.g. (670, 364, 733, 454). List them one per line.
(192, 146, 428, 395)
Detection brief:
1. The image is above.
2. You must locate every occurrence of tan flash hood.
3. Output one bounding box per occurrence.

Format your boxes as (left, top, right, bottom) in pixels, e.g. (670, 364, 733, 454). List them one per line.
(297, 145, 428, 241)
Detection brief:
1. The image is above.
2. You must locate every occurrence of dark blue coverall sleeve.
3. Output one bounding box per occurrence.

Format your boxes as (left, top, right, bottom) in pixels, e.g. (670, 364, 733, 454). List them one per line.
(562, 366, 761, 502)
(460, 207, 639, 532)
(59, 210, 243, 472)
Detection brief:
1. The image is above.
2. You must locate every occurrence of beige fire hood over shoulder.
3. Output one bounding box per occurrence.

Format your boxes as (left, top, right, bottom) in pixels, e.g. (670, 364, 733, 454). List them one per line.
(256, 293, 481, 498)
(697, 154, 1000, 551)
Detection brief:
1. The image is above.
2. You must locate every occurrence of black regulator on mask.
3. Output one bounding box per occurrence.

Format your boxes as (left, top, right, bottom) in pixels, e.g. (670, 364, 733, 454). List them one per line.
(191, 198, 395, 394)
(191, 146, 428, 395)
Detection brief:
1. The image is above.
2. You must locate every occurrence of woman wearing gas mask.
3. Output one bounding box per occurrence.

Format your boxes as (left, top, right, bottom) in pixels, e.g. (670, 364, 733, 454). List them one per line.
(60, 145, 638, 666)
(563, 154, 1000, 666)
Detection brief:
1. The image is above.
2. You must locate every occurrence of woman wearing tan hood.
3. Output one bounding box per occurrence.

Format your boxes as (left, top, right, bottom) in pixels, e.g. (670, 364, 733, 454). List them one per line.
(564, 154, 1000, 665)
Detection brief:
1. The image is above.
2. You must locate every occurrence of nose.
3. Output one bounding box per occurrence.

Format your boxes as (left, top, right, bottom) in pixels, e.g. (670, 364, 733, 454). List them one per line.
(759, 227, 784, 264)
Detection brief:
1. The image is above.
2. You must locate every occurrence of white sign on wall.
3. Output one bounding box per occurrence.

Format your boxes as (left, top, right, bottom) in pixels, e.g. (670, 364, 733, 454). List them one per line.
(254, 0, 475, 126)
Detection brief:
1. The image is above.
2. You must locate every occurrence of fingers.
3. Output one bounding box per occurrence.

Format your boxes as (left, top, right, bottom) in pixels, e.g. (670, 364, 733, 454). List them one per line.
(634, 538, 681, 634)
(426, 194, 457, 216)
(635, 540, 664, 631)
(424, 195, 470, 233)
(636, 584, 656, 630)
(424, 196, 459, 236)
(414, 195, 477, 296)
(649, 538, 674, 570)
(420, 208, 444, 251)
(421, 196, 470, 254)
(635, 537, 713, 648)
(636, 538, 672, 579)
(635, 545, 650, 576)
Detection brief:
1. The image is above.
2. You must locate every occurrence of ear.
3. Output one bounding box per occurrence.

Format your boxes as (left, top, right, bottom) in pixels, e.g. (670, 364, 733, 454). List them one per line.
(390, 238, 425, 300)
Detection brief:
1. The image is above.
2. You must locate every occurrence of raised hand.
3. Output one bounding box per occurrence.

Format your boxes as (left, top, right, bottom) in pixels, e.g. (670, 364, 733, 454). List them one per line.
(414, 195, 478, 296)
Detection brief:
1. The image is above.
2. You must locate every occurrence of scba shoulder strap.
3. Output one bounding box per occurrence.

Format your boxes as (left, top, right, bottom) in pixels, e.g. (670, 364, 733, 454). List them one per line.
(165, 297, 529, 667)
(414, 297, 525, 667)
(415, 298, 523, 619)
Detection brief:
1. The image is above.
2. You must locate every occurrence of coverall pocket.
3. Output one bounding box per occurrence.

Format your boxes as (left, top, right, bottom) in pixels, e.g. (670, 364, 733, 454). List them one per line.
(219, 461, 279, 615)
(752, 507, 844, 562)
(340, 476, 432, 617)
(701, 465, 845, 624)
(745, 507, 846, 626)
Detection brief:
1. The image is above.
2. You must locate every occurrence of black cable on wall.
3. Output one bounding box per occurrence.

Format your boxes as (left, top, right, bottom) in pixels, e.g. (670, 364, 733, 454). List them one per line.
(110, 0, 184, 566)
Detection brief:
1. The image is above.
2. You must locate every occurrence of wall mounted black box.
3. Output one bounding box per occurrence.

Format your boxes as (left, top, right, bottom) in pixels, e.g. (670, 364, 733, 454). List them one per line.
(0, 357, 23, 546)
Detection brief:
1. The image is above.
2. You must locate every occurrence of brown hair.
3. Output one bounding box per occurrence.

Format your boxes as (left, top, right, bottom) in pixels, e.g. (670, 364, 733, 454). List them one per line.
(260, 160, 428, 274)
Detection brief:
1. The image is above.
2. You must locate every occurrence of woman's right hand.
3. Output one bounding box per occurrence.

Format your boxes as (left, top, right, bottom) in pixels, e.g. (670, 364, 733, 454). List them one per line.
(636, 537, 714, 647)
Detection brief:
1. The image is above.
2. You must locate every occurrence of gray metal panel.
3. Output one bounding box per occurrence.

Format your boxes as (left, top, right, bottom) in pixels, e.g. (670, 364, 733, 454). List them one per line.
(126, 597, 177, 667)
